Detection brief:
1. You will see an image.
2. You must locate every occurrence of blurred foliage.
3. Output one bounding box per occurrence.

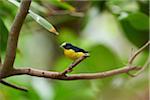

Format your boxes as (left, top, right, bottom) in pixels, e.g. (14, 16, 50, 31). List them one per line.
(0, 0, 149, 100)
(48, 0, 76, 12)
(0, 17, 8, 52)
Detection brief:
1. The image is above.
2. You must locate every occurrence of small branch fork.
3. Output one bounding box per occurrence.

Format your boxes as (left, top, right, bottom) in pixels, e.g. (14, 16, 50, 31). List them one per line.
(0, 0, 149, 92)
(0, 0, 31, 92)
(127, 41, 150, 77)
(61, 55, 89, 75)
(128, 41, 150, 65)
(2, 0, 31, 73)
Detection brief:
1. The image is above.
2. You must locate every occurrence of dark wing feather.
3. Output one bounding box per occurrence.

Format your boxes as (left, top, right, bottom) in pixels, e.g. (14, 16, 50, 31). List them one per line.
(72, 46, 88, 53)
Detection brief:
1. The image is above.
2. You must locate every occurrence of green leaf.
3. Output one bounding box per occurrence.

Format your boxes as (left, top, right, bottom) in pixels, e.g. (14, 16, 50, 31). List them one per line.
(28, 11, 59, 35)
(126, 12, 149, 30)
(49, 0, 76, 12)
(0, 17, 8, 52)
(8, 0, 59, 35)
(76, 44, 122, 73)
(120, 14, 149, 48)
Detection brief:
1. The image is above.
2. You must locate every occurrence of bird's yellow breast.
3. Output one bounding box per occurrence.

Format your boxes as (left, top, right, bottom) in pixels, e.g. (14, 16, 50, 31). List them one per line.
(64, 49, 85, 60)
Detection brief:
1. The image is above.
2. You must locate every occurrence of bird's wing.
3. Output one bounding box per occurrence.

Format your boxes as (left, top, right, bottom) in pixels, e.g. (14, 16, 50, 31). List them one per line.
(72, 46, 88, 53)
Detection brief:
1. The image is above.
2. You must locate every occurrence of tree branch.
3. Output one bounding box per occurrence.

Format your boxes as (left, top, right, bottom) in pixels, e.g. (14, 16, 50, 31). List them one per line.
(0, 80, 28, 92)
(2, 0, 31, 73)
(61, 55, 89, 75)
(1, 66, 141, 80)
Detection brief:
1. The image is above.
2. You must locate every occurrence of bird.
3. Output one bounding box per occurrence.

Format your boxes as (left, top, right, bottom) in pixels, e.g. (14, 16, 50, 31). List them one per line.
(60, 42, 89, 60)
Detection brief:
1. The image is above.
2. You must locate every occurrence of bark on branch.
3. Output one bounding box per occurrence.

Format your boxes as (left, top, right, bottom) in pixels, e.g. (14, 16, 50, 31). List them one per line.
(0, 0, 31, 92)
(2, 0, 31, 73)
(3, 65, 141, 80)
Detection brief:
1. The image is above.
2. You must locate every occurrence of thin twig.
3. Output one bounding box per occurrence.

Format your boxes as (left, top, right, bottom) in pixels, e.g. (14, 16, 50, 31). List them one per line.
(126, 72, 136, 77)
(50, 10, 84, 17)
(61, 55, 89, 75)
(2, 0, 31, 73)
(0, 80, 28, 92)
(127, 40, 150, 77)
(42, 2, 84, 17)
(128, 41, 150, 65)
(129, 48, 134, 60)
(129, 58, 149, 77)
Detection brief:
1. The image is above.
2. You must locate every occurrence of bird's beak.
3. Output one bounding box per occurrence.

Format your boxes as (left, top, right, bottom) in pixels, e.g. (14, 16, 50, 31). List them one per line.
(60, 42, 66, 48)
(60, 44, 64, 48)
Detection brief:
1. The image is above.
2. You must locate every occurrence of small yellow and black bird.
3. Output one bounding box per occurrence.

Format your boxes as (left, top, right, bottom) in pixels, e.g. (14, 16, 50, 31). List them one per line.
(60, 42, 89, 60)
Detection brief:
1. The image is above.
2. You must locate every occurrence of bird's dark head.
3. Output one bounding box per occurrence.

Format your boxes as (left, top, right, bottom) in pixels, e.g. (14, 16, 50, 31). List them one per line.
(60, 42, 72, 49)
